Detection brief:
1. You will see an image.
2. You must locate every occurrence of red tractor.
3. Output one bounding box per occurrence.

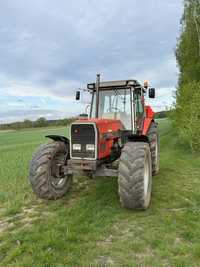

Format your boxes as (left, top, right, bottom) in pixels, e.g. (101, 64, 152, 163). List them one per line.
(29, 75, 159, 210)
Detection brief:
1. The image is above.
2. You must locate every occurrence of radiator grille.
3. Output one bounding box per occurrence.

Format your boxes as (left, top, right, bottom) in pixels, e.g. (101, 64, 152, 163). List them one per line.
(71, 124, 96, 159)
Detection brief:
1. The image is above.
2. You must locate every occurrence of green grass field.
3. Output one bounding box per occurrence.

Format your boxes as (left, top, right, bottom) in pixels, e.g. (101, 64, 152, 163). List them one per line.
(0, 119, 200, 266)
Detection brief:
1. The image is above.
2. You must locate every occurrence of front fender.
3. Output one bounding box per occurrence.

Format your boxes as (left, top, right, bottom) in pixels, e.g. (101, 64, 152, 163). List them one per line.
(46, 135, 70, 144)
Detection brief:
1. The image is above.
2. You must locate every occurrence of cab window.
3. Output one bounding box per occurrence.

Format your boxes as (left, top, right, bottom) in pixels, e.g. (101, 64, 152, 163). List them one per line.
(134, 91, 144, 116)
(91, 89, 132, 130)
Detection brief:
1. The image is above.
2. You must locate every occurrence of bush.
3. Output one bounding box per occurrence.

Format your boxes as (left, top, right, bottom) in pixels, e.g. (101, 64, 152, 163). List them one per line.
(173, 82, 200, 151)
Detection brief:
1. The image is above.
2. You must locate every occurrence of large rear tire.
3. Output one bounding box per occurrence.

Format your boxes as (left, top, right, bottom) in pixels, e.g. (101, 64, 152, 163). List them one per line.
(118, 142, 152, 210)
(29, 141, 72, 200)
(148, 122, 159, 175)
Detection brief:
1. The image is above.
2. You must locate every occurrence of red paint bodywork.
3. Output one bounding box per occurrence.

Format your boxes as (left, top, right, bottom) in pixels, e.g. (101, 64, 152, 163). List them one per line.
(142, 106, 155, 135)
(77, 105, 155, 160)
(78, 118, 123, 159)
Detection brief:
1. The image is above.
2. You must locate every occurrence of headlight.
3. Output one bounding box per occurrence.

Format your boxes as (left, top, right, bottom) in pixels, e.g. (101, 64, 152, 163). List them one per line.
(86, 144, 95, 151)
(73, 144, 81, 151)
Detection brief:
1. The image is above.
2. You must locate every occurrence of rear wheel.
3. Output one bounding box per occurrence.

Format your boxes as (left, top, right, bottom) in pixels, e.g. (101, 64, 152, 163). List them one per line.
(148, 122, 159, 175)
(29, 141, 72, 200)
(118, 142, 152, 210)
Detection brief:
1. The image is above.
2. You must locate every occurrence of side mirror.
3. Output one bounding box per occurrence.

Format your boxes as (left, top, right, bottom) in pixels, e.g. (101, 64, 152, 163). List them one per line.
(76, 91, 80, 100)
(149, 88, 155, 98)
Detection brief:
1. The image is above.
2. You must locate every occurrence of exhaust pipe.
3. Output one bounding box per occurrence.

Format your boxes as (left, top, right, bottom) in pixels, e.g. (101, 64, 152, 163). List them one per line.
(95, 74, 100, 118)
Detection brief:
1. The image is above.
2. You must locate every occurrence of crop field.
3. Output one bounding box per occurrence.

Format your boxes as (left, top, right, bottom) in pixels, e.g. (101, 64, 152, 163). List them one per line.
(0, 119, 200, 266)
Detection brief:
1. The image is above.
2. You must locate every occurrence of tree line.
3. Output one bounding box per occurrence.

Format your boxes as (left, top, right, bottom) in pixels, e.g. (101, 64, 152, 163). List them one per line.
(0, 117, 76, 130)
(0, 110, 167, 131)
(173, 0, 200, 151)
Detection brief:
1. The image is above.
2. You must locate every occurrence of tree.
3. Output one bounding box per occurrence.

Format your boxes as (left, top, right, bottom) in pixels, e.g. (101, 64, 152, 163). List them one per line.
(176, 0, 200, 86)
(174, 0, 200, 151)
(34, 117, 48, 127)
(23, 119, 32, 128)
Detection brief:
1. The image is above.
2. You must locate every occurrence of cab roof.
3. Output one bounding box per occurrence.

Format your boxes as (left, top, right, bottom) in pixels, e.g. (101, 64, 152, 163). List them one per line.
(87, 79, 141, 90)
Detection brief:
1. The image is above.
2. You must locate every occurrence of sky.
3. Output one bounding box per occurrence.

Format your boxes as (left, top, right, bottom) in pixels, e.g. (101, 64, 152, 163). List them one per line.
(0, 0, 183, 123)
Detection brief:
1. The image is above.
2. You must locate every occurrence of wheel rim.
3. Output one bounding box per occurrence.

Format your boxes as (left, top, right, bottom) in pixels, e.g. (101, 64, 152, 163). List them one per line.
(144, 155, 150, 198)
(50, 150, 70, 189)
(51, 177, 67, 189)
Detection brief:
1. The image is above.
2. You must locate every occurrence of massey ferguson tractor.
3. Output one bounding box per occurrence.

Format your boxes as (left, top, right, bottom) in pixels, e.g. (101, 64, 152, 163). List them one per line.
(29, 74, 159, 210)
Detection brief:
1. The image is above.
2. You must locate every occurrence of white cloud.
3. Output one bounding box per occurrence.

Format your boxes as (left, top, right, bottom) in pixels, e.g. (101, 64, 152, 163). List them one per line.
(0, 75, 82, 100)
(0, 0, 183, 122)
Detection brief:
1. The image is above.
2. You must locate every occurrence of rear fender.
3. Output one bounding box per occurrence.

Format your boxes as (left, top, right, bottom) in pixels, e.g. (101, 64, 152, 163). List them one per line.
(46, 135, 70, 144)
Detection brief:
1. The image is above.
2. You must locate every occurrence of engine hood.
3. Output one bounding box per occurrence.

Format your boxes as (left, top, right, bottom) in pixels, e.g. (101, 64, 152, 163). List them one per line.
(75, 118, 124, 134)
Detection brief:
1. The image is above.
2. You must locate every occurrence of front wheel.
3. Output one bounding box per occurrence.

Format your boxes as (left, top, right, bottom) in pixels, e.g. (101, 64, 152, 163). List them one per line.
(118, 142, 152, 210)
(29, 141, 72, 200)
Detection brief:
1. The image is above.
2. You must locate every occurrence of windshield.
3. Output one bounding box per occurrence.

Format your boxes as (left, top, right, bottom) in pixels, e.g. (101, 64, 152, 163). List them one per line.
(91, 88, 133, 130)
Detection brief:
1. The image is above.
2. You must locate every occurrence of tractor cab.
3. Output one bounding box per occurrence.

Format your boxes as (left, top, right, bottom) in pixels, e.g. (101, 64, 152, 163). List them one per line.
(90, 82, 134, 130)
(77, 75, 155, 134)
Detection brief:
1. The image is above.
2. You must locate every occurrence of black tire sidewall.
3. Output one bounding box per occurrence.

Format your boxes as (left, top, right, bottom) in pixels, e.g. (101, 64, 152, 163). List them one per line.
(118, 142, 152, 210)
(47, 142, 72, 193)
(29, 142, 72, 200)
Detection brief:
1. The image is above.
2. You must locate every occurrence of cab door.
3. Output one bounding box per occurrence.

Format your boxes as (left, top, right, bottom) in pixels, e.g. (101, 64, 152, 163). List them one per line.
(133, 89, 145, 134)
